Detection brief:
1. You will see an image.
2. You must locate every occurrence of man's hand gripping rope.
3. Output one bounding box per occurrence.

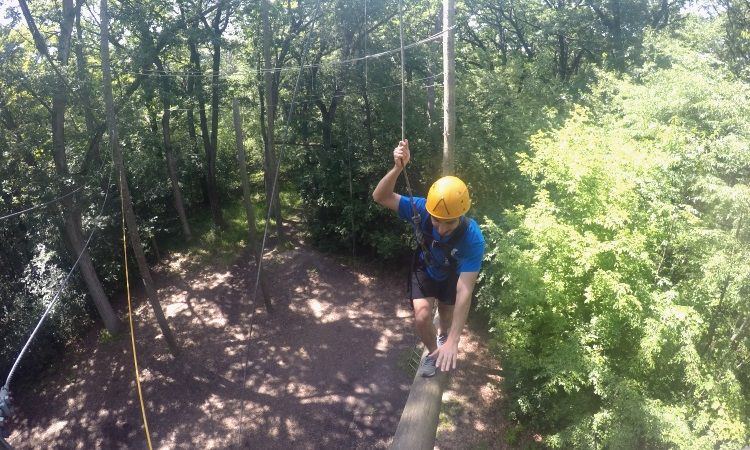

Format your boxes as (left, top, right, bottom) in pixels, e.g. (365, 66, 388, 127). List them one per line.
(395, 140, 431, 262)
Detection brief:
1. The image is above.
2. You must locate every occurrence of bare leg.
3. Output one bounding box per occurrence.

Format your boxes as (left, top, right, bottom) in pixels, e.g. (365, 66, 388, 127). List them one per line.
(413, 297, 438, 353)
(437, 302, 454, 337)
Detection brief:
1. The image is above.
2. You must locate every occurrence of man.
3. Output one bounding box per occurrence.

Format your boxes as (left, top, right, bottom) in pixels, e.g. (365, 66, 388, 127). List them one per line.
(372, 139, 485, 377)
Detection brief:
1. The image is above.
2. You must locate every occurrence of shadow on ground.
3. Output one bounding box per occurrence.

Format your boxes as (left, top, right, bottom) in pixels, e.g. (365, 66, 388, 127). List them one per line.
(7, 242, 416, 449)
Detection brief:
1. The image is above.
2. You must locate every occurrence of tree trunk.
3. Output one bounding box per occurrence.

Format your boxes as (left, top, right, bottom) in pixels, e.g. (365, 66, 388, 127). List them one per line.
(100, 0, 180, 356)
(555, 0, 570, 80)
(189, 28, 224, 229)
(609, 0, 625, 72)
(346, 134, 355, 258)
(590, 0, 626, 72)
(426, 11, 441, 126)
(321, 111, 334, 153)
(155, 58, 192, 241)
(162, 107, 193, 241)
(207, 8, 226, 229)
(361, 88, 375, 156)
(315, 91, 341, 156)
(442, 0, 456, 175)
(262, 0, 284, 243)
(19, 0, 121, 334)
(74, 13, 101, 177)
(701, 277, 731, 357)
(64, 208, 123, 333)
(233, 99, 272, 313)
(185, 45, 209, 207)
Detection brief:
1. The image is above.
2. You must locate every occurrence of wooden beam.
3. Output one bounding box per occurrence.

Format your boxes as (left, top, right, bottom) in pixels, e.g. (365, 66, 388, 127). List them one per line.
(442, 0, 456, 175)
(390, 350, 449, 450)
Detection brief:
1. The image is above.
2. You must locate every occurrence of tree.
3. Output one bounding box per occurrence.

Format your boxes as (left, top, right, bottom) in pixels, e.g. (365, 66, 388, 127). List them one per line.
(183, 0, 229, 230)
(154, 55, 193, 242)
(232, 99, 272, 312)
(718, 0, 750, 79)
(99, 0, 180, 356)
(477, 28, 750, 448)
(442, 0, 456, 174)
(116, 0, 196, 244)
(17, 0, 121, 334)
(262, 0, 284, 241)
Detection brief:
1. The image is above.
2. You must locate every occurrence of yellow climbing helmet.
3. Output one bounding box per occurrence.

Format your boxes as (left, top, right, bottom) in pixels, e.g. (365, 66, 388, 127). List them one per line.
(426, 176, 471, 219)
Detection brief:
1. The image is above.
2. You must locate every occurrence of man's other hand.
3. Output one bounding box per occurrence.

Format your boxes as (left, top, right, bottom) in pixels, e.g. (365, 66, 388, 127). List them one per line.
(430, 339, 458, 372)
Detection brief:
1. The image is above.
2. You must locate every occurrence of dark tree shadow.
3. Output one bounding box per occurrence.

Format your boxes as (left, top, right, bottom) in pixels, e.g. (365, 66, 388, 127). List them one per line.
(7, 244, 416, 449)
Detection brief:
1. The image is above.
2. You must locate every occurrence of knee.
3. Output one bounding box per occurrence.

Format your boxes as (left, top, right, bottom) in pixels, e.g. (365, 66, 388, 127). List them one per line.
(438, 305, 454, 321)
(439, 310, 453, 325)
(413, 306, 431, 326)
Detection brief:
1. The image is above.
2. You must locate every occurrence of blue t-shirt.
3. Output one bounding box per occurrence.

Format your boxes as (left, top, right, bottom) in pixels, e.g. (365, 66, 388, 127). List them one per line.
(398, 196, 485, 281)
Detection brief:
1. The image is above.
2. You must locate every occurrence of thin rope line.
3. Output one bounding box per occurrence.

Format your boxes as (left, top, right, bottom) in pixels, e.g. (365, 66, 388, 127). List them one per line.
(1, 148, 116, 223)
(364, 0, 368, 88)
(0, 187, 84, 221)
(138, 86, 445, 129)
(113, 27, 453, 80)
(120, 171, 154, 450)
(291, 73, 443, 103)
(270, 25, 453, 72)
(3, 163, 114, 391)
(347, 128, 355, 258)
(399, 0, 406, 141)
(236, 0, 323, 444)
(396, 0, 429, 264)
(140, 75, 443, 120)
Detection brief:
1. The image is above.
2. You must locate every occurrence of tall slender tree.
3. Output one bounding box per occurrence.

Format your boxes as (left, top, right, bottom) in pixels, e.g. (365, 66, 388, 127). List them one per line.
(233, 99, 272, 312)
(17, 0, 121, 334)
(442, 0, 456, 175)
(99, 0, 180, 356)
(155, 56, 193, 242)
(262, 0, 284, 241)
(188, 1, 231, 230)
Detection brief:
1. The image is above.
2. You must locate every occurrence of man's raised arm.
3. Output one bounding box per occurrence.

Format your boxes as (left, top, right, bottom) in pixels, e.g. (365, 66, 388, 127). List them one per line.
(372, 139, 410, 212)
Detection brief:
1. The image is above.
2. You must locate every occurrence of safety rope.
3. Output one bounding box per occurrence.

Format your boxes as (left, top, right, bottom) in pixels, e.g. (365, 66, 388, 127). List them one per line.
(347, 129, 355, 258)
(3, 163, 114, 392)
(115, 27, 453, 79)
(119, 171, 154, 450)
(364, 0, 368, 88)
(397, 0, 430, 262)
(399, 0, 406, 142)
(1, 154, 113, 222)
(0, 187, 83, 221)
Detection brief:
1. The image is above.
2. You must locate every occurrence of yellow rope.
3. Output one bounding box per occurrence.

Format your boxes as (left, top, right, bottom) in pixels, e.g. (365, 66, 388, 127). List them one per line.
(120, 175, 154, 450)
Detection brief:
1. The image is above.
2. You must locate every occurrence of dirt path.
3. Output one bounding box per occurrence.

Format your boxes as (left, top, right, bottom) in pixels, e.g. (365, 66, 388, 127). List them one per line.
(6, 241, 508, 449)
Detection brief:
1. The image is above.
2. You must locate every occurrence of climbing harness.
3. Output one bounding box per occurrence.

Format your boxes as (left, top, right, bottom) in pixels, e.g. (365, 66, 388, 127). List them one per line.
(407, 217, 468, 303)
(421, 216, 468, 269)
(396, 0, 448, 304)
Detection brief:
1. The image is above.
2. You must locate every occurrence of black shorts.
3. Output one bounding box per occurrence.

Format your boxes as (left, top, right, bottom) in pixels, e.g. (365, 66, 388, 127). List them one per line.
(409, 266, 458, 306)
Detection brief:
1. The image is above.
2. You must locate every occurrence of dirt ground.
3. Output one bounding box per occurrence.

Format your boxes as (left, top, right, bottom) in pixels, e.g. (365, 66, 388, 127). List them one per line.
(5, 235, 509, 449)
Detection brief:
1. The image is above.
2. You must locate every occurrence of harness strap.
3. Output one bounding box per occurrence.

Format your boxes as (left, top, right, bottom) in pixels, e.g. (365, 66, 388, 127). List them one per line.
(420, 217, 468, 268)
(404, 193, 431, 263)
(408, 219, 467, 307)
